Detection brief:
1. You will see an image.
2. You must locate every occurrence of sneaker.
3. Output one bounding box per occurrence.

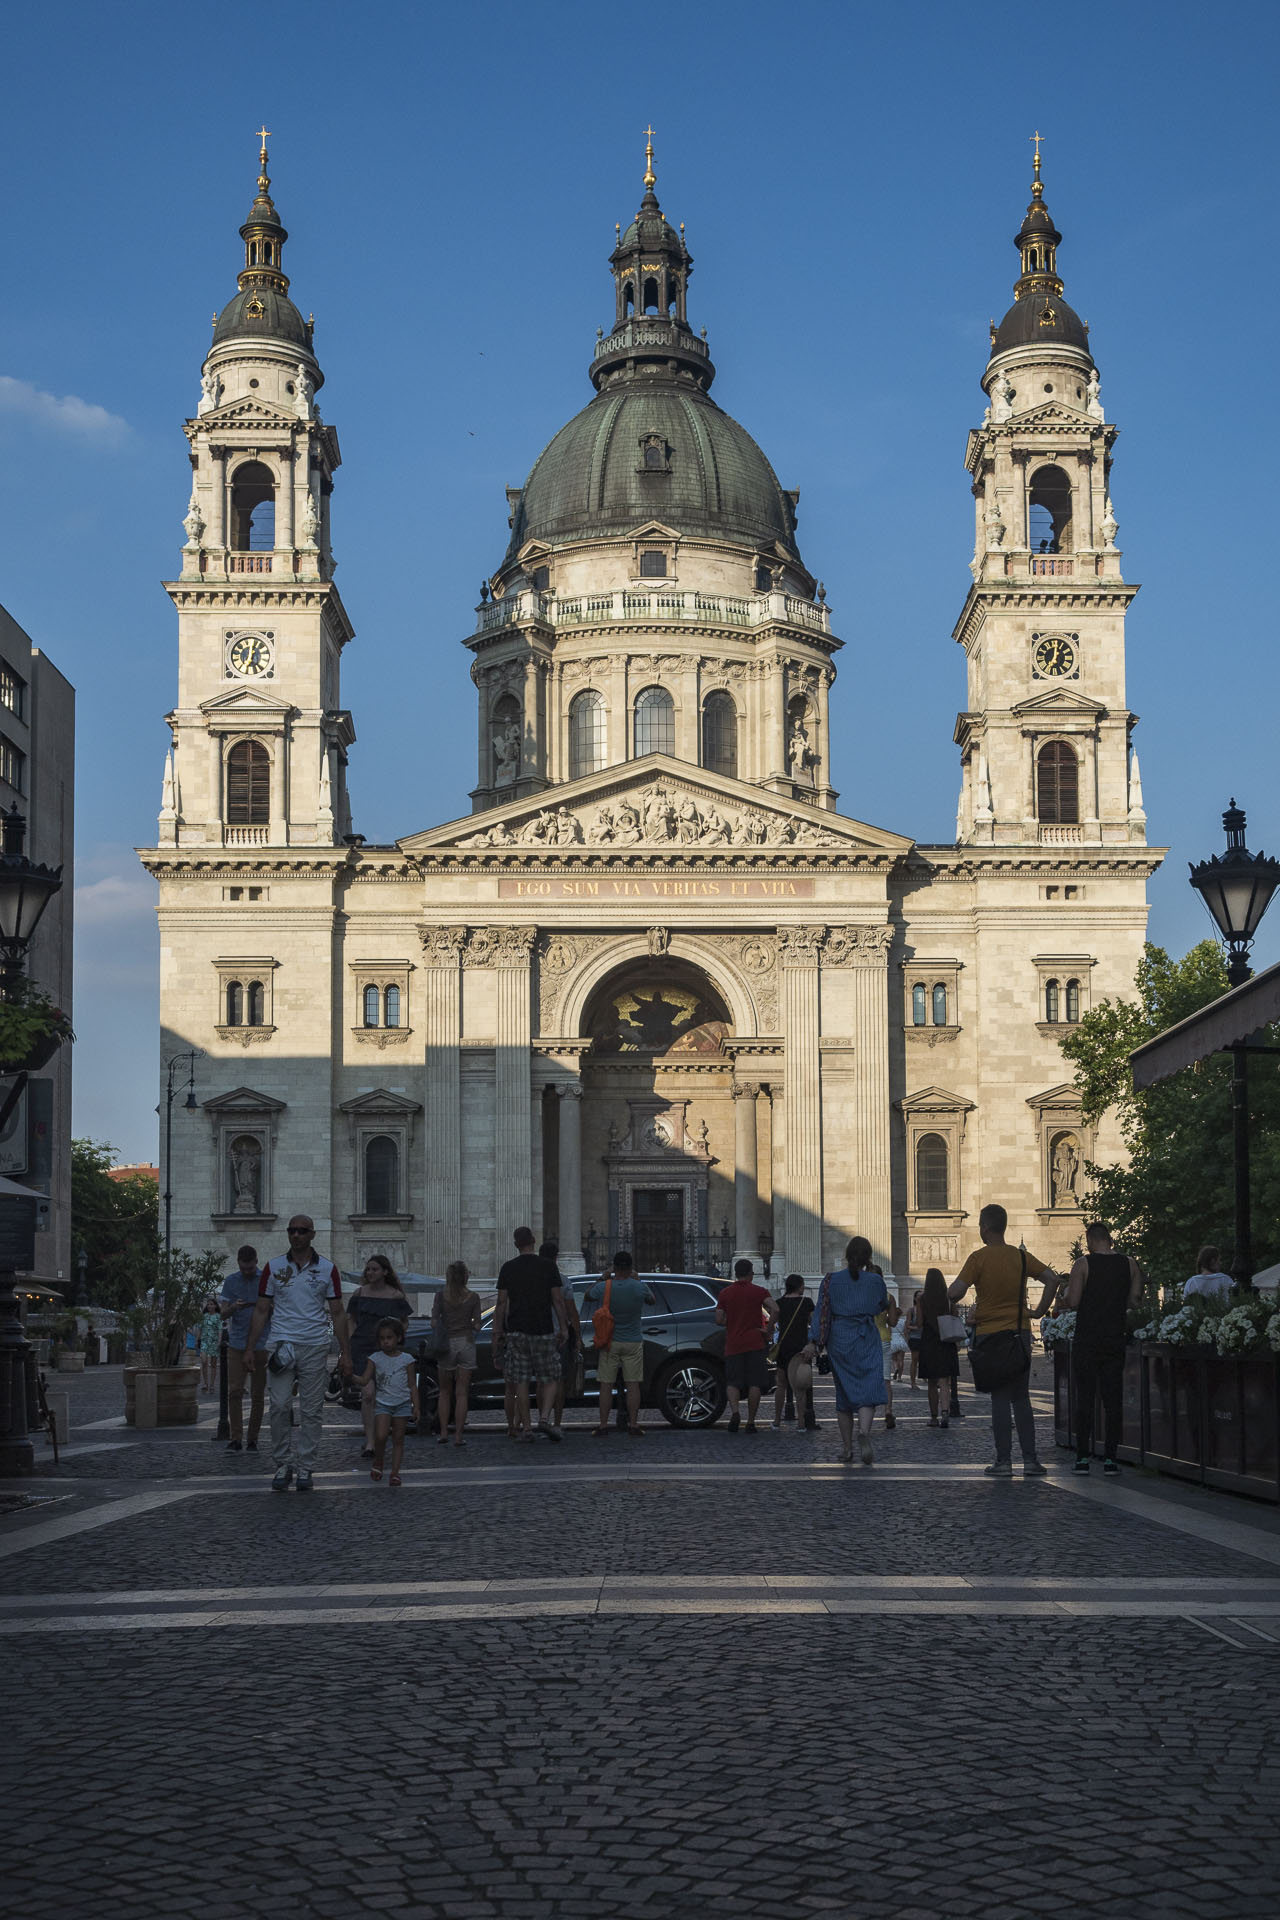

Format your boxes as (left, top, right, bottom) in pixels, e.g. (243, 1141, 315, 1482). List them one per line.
(295, 1470, 314, 1492)
(858, 1435, 874, 1465)
(984, 1460, 1014, 1477)
(770, 1419, 782, 1430)
(271, 1466, 293, 1492)
(1073, 1457, 1091, 1475)
(539, 1420, 562, 1443)
(225, 1439, 243, 1452)
(727, 1412, 741, 1433)
(1103, 1459, 1121, 1477)
(1023, 1460, 1049, 1478)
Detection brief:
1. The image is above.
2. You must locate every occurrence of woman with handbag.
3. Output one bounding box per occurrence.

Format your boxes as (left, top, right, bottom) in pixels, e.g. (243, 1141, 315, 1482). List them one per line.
(346, 1256, 412, 1458)
(432, 1261, 483, 1447)
(801, 1235, 888, 1465)
(919, 1267, 960, 1428)
(770, 1274, 817, 1431)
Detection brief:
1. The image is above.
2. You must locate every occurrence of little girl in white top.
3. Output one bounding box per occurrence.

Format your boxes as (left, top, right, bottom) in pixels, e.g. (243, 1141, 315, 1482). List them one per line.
(354, 1318, 420, 1486)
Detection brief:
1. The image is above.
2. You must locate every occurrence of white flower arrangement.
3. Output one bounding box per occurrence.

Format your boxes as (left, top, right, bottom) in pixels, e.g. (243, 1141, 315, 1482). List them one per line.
(1266, 1314, 1280, 1354)
(1040, 1311, 1076, 1348)
(1214, 1305, 1264, 1355)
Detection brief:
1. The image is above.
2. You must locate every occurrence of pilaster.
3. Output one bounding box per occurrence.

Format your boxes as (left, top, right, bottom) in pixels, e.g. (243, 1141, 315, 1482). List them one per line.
(494, 928, 536, 1236)
(420, 928, 466, 1273)
(778, 926, 823, 1273)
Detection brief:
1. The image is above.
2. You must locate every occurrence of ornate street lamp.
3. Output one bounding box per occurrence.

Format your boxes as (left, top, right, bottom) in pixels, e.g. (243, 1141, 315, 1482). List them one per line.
(0, 805, 63, 1475)
(757, 1229, 774, 1282)
(1188, 801, 1280, 1287)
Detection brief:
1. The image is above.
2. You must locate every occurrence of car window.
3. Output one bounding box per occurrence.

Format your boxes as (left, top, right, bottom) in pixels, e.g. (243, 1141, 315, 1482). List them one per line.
(655, 1280, 719, 1314)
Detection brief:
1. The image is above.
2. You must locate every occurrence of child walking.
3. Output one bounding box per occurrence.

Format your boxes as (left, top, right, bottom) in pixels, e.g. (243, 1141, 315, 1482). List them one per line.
(354, 1318, 420, 1486)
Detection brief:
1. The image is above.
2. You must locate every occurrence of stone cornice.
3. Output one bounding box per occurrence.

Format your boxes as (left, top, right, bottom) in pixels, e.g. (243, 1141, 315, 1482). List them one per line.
(895, 845, 1166, 881)
(952, 578, 1139, 648)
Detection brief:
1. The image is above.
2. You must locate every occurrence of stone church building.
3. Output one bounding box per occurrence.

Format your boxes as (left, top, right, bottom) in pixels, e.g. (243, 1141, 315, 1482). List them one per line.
(142, 136, 1161, 1281)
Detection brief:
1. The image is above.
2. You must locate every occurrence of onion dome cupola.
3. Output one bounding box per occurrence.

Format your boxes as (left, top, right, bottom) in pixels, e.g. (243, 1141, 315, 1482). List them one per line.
(210, 132, 319, 373)
(988, 136, 1092, 364)
(498, 133, 807, 586)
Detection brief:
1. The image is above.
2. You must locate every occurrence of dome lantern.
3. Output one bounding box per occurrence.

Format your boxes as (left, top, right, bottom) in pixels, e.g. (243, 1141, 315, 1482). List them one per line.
(589, 127, 715, 393)
(210, 132, 318, 362)
(988, 135, 1092, 363)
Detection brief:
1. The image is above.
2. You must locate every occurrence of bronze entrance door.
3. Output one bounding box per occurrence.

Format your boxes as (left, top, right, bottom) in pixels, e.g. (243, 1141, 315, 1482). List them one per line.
(633, 1189, 684, 1272)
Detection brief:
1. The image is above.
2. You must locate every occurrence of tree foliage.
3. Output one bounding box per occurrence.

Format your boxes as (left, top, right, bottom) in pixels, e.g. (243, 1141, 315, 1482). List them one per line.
(1059, 941, 1280, 1286)
(71, 1139, 159, 1309)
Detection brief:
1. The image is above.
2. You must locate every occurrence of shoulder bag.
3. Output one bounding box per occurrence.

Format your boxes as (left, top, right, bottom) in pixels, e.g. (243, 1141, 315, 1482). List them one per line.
(591, 1275, 615, 1352)
(766, 1295, 808, 1366)
(430, 1296, 451, 1358)
(936, 1312, 968, 1344)
(969, 1251, 1030, 1393)
(814, 1274, 833, 1374)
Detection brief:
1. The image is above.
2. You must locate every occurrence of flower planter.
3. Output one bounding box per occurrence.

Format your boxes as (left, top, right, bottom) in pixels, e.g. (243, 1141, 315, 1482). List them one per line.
(0, 1030, 63, 1076)
(123, 1363, 200, 1426)
(54, 1351, 85, 1373)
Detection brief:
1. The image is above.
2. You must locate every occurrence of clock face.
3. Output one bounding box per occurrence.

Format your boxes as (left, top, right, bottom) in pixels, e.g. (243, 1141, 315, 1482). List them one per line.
(228, 632, 273, 677)
(1034, 634, 1076, 678)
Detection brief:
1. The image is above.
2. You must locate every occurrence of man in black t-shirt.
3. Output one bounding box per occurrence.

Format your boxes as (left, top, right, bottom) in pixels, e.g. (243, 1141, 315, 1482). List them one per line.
(492, 1226, 567, 1443)
(1064, 1222, 1144, 1475)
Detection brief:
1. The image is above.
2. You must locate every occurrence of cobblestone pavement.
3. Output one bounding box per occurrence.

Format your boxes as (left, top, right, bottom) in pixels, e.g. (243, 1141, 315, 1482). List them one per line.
(7, 1360, 1280, 1918)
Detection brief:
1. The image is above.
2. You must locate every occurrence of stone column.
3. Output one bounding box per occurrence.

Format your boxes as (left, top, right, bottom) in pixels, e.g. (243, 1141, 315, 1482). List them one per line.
(557, 1083, 584, 1273)
(420, 928, 466, 1274)
(778, 927, 824, 1274)
(210, 445, 226, 550)
(732, 1083, 758, 1263)
(848, 928, 894, 1270)
(767, 658, 786, 778)
(268, 732, 286, 845)
(280, 445, 296, 551)
(494, 928, 535, 1240)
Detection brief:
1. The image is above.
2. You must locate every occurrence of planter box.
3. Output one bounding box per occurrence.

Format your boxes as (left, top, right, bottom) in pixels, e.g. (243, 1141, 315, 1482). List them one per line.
(1057, 1342, 1280, 1503)
(54, 1351, 86, 1373)
(123, 1363, 200, 1426)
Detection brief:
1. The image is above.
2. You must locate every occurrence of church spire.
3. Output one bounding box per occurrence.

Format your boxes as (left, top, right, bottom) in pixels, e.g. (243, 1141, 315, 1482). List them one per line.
(988, 135, 1092, 363)
(238, 128, 290, 298)
(1012, 131, 1064, 303)
(590, 133, 714, 393)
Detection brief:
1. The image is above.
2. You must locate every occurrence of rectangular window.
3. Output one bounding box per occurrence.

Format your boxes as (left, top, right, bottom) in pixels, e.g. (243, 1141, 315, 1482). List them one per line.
(0, 734, 26, 793)
(226, 887, 244, 901)
(0, 666, 26, 721)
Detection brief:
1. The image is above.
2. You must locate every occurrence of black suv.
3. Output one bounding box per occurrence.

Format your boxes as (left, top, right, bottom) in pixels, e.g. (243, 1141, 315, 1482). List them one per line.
(403, 1273, 737, 1429)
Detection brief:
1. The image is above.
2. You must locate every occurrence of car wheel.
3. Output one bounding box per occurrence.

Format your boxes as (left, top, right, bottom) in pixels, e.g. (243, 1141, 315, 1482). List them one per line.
(654, 1356, 726, 1429)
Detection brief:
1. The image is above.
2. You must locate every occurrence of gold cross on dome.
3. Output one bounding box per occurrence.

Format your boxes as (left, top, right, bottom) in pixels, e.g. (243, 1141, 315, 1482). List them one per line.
(643, 124, 656, 188)
(1030, 129, 1043, 174)
(257, 125, 272, 157)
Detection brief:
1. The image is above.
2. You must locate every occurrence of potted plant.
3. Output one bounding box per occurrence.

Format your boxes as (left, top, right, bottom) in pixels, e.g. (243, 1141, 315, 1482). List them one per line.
(121, 1247, 224, 1425)
(0, 978, 74, 1076)
(51, 1314, 86, 1372)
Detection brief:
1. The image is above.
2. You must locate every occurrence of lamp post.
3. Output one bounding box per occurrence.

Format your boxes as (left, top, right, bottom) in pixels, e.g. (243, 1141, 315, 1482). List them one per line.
(1189, 801, 1280, 1289)
(160, 1049, 202, 1282)
(757, 1229, 774, 1283)
(0, 806, 63, 1476)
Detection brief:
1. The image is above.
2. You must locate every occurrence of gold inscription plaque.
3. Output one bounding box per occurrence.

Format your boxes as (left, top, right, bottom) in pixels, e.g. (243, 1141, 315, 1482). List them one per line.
(497, 875, 816, 900)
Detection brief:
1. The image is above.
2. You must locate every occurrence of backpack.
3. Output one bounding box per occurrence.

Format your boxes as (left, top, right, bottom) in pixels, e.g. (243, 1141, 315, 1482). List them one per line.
(591, 1275, 615, 1351)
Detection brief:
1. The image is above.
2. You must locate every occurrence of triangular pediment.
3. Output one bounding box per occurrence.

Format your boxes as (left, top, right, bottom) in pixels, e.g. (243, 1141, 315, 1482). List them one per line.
(898, 1085, 975, 1115)
(1026, 1082, 1081, 1113)
(1012, 402, 1092, 430)
(205, 396, 300, 429)
(624, 519, 682, 542)
(202, 1086, 287, 1114)
(337, 1089, 423, 1116)
(200, 686, 295, 718)
(400, 755, 913, 858)
(1012, 687, 1107, 718)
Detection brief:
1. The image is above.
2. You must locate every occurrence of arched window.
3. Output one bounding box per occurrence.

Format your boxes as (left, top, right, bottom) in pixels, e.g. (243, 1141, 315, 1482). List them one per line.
(643, 443, 665, 470)
(755, 563, 773, 592)
(623, 281, 635, 315)
(531, 565, 550, 591)
(363, 984, 381, 1028)
(916, 1134, 949, 1212)
(932, 983, 948, 1027)
(1045, 978, 1060, 1024)
(1065, 978, 1081, 1024)
(364, 1135, 399, 1216)
(1037, 741, 1079, 824)
(643, 277, 659, 313)
(912, 983, 927, 1026)
(569, 690, 606, 780)
(639, 549, 667, 578)
(701, 691, 737, 779)
(226, 740, 270, 825)
(384, 985, 401, 1029)
(229, 460, 276, 552)
(246, 981, 265, 1027)
(634, 685, 674, 757)
(225, 981, 243, 1026)
(1028, 463, 1073, 554)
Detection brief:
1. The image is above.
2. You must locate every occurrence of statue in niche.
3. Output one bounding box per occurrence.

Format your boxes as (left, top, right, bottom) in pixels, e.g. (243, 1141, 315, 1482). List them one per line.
(295, 365, 313, 420)
(990, 372, 1014, 423)
(1085, 369, 1104, 422)
(493, 720, 520, 787)
(647, 927, 670, 957)
(230, 1135, 262, 1215)
(788, 720, 811, 777)
(197, 369, 222, 416)
(1051, 1133, 1081, 1209)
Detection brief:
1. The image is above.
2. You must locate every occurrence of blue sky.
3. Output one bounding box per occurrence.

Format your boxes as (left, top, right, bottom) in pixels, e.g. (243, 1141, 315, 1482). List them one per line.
(0, 0, 1276, 1161)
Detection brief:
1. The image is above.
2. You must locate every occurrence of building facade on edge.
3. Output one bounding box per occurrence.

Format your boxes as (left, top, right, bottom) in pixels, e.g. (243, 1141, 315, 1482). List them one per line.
(141, 137, 1161, 1282)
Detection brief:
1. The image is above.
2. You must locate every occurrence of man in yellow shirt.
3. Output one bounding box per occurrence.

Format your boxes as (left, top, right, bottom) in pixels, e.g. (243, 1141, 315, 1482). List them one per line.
(949, 1204, 1060, 1477)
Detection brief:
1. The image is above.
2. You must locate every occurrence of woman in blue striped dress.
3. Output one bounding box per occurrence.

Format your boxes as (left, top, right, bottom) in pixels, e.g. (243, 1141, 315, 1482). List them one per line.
(803, 1235, 888, 1465)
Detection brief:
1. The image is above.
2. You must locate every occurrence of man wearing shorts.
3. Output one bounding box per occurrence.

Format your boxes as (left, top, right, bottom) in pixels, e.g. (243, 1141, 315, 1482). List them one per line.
(716, 1258, 777, 1434)
(492, 1226, 567, 1443)
(584, 1251, 654, 1437)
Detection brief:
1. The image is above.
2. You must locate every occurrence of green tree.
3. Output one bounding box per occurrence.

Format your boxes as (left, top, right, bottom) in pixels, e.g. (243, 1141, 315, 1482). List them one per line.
(70, 1139, 159, 1309)
(1059, 941, 1280, 1286)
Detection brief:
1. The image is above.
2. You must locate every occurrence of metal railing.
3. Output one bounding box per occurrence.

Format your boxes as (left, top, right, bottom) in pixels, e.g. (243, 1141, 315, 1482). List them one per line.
(581, 1229, 735, 1279)
(475, 588, 827, 637)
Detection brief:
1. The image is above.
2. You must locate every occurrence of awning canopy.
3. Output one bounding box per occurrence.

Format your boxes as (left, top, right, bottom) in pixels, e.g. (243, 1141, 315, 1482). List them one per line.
(1130, 959, 1280, 1090)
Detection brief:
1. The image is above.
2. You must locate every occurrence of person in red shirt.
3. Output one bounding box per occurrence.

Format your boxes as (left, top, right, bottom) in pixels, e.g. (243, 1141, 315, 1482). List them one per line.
(716, 1258, 778, 1433)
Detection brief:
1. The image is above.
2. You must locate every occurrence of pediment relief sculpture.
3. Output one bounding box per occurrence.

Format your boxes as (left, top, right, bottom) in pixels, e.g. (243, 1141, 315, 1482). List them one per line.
(458, 780, 845, 851)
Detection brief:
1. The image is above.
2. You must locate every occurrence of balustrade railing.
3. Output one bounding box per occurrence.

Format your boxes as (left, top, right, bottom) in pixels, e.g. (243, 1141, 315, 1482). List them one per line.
(224, 825, 270, 846)
(1030, 556, 1073, 576)
(474, 588, 826, 637)
(1039, 824, 1084, 845)
(228, 553, 273, 573)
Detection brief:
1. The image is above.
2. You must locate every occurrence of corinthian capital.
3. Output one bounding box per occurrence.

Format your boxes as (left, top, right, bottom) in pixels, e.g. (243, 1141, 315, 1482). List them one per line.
(420, 926, 467, 964)
(493, 927, 538, 966)
(777, 925, 826, 966)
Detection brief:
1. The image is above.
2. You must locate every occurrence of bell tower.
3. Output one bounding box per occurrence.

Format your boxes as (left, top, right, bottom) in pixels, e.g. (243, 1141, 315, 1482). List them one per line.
(953, 139, 1146, 850)
(157, 134, 355, 850)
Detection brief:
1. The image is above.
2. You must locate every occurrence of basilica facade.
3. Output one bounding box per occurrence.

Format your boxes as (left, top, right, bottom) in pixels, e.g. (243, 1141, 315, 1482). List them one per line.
(142, 137, 1161, 1282)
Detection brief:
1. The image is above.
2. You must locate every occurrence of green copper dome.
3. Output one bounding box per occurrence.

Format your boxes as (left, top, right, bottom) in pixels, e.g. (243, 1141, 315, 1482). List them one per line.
(504, 382, 802, 565)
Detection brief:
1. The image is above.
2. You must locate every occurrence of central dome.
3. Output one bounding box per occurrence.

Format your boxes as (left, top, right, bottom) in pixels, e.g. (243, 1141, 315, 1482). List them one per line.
(504, 380, 802, 565)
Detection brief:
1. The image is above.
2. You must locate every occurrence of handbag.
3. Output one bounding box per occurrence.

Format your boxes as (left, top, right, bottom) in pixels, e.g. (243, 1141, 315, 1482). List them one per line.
(766, 1296, 808, 1366)
(969, 1251, 1030, 1393)
(936, 1312, 967, 1344)
(429, 1302, 451, 1358)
